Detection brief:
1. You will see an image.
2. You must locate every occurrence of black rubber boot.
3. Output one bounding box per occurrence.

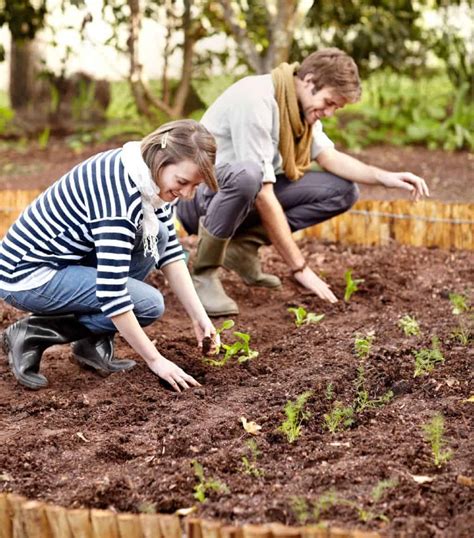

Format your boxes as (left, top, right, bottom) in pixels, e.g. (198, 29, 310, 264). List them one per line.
(71, 335, 136, 375)
(1, 314, 91, 390)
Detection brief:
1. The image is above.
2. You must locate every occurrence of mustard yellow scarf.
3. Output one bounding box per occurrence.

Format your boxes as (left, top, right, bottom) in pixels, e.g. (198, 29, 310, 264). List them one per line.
(271, 62, 312, 181)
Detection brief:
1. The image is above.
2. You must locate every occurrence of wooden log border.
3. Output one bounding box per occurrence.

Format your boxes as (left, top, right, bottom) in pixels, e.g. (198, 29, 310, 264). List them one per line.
(0, 493, 383, 538)
(1, 190, 473, 250)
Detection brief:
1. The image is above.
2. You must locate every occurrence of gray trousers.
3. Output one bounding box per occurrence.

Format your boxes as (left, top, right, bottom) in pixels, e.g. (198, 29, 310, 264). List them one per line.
(176, 161, 359, 239)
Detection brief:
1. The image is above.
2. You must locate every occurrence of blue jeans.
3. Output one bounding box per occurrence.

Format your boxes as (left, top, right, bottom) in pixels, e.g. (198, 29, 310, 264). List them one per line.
(0, 223, 169, 334)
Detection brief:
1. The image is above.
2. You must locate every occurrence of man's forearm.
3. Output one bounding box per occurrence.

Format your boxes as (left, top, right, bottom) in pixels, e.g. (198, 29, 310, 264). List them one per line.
(317, 147, 382, 185)
(255, 184, 306, 271)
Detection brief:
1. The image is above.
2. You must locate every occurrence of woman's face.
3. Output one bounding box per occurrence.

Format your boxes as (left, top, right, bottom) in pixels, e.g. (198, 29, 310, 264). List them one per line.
(156, 160, 203, 202)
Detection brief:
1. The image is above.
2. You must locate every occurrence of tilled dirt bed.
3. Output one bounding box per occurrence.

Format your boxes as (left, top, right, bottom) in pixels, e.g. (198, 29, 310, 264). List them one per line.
(0, 239, 472, 537)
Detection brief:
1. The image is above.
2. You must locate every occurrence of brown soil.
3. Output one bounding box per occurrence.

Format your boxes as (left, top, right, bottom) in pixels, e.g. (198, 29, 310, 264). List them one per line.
(1, 239, 473, 537)
(0, 139, 473, 202)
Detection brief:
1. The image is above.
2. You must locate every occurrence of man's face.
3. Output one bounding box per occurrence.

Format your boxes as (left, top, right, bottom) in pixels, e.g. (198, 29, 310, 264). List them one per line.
(297, 75, 347, 125)
(156, 160, 203, 202)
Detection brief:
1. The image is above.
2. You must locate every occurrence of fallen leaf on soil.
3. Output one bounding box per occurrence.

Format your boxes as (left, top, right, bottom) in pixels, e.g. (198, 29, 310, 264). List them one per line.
(175, 506, 197, 516)
(0, 473, 12, 482)
(411, 474, 435, 484)
(76, 432, 90, 443)
(456, 475, 474, 487)
(463, 395, 474, 403)
(240, 416, 262, 435)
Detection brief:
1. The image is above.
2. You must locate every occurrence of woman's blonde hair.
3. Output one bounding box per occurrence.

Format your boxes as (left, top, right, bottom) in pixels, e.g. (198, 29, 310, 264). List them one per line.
(141, 119, 218, 192)
(296, 48, 361, 104)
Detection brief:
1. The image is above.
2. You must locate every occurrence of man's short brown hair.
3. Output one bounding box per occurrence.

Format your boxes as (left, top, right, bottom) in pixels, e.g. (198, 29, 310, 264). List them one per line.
(296, 48, 361, 103)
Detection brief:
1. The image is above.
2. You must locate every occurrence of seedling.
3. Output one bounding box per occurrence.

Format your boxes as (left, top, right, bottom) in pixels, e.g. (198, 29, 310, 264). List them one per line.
(278, 391, 313, 443)
(325, 382, 335, 401)
(354, 332, 375, 359)
(451, 325, 471, 346)
(344, 269, 364, 302)
(204, 321, 259, 366)
(323, 402, 354, 434)
(449, 292, 470, 315)
(354, 363, 393, 413)
(398, 314, 421, 337)
(413, 336, 445, 377)
(312, 490, 339, 521)
(370, 478, 398, 503)
(288, 306, 325, 328)
(192, 460, 229, 503)
(422, 414, 453, 467)
(289, 496, 310, 524)
(240, 439, 264, 478)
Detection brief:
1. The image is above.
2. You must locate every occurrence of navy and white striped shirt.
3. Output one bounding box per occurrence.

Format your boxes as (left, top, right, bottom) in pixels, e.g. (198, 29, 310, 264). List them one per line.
(0, 148, 184, 318)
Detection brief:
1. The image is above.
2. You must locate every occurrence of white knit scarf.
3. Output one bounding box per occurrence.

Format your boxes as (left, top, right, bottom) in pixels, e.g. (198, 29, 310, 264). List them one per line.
(121, 141, 166, 263)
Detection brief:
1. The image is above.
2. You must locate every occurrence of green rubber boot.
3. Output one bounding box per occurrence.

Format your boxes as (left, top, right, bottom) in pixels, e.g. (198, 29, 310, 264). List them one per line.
(192, 221, 239, 317)
(224, 225, 281, 288)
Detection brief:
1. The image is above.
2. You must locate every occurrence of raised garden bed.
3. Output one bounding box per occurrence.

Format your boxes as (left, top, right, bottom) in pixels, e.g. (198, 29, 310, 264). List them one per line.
(0, 238, 472, 537)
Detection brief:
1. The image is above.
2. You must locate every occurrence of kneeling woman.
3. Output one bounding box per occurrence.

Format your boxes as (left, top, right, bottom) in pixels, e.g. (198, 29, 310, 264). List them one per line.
(0, 119, 218, 391)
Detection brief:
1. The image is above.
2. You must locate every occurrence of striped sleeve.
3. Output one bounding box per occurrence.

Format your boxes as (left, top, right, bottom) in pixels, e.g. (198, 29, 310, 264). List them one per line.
(156, 204, 185, 269)
(90, 218, 136, 317)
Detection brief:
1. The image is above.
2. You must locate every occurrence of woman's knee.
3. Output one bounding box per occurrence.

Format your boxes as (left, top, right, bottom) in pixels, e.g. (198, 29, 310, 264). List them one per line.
(134, 288, 165, 326)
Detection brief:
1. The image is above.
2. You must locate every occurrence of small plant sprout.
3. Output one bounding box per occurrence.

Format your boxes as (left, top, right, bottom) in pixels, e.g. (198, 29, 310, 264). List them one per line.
(325, 382, 335, 401)
(354, 362, 393, 413)
(240, 439, 264, 478)
(279, 391, 313, 443)
(311, 490, 339, 521)
(289, 496, 310, 524)
(204, 321, 258, 366)
(344, 269, 364, 302)
(192, 460, 229, 503)
(323, 402, 354, 434)
(413, 336, 445, 377)
(448, 292, 470, 315)
(398, 314, 421, 337)
(288, 306, 325, 328)
(422, 413, 453, 467)
(354, 331, 375, 359)
(370, 478, 398, 503)
(451, 325, 471, 346)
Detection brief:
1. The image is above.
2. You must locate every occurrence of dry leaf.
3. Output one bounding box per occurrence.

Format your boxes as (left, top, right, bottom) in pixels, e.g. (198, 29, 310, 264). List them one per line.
(175, 506, 197, 516)
(463, 395, 474, 403)
(76, 432, 90, 443)
(457, 475, 474, 487)
(0, 472, 12, 482)
(240, 416, 262, 435)
(411, 474, 435, 484)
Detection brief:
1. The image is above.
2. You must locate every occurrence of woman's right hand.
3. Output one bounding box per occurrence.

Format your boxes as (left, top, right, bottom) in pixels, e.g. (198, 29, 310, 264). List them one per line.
(146, 356, 201, 392)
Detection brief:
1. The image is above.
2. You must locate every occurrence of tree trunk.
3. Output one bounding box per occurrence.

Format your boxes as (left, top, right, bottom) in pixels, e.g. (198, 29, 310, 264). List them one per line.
(9, 37, 39, 110)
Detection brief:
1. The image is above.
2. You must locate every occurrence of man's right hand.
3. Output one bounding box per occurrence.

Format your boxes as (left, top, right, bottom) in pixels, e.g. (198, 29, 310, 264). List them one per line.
(293, 266, 338, 303)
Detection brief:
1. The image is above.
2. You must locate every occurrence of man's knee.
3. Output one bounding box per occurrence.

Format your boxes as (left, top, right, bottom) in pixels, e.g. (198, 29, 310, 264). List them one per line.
(134, 289, 165, 327)
(344, 181, 359, 209)
(222, 161, 263, 201)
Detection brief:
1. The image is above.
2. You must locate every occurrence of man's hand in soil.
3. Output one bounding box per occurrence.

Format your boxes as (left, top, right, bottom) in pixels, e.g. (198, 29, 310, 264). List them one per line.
(377, 170, 430, 201)
(294, 266, 338, 303)
(193, 318, 220, 355)
(148, 355, 200, 392)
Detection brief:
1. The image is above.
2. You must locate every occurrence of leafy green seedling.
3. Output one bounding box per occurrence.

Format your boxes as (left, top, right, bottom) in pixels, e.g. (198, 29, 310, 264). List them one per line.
(279, 391, 313, 443)
(354, 363, 393, 413)
(398, 314, 421, 336)
(451, 325, 471, 346)
(289, 496, 310, 524)
(240, 439, 264, 478)
(344, 269, 364, 302)
(370, 478, 398, 503)
(422, 413, 453, 467)
(354, 332, 375, 359)
(413, 336, 445, 377)
(204, 321, 258, 366)
(325, 382, 335, 401)
(288, 306, 325, 328)
(192, 460, 229, 503)
(312, 490, 339, 521)
(449, 293, 470, 315)
(324, 402, 354, 434)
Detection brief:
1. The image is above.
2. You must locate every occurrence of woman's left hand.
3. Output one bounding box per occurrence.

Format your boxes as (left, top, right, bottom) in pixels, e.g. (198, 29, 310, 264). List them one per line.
(193, 317, 220, 355)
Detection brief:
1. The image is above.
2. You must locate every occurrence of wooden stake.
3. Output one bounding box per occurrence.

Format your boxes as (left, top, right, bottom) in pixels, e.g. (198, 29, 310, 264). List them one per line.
(220, 526, 243, 538)
(90, 509, 119, 538)
(116, 513, 143, 538)
(66, 509, 93, 538)
(242, 524, 272, 538)
(351, 531, 381, 538)
(21, 500, 53, 538)
(7, 494, 26, 538)
(326, 527, 351, 538)
(45, 505, 72, 538)
(0, 493, 12, 538)
(186, 518, 203, 538)
(139, 513, 162, 538)
(158, 515, 181, 538)
(269, 523, 301, 538)
(201, 520, 221, 538)
(301, 525, 328, 538)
